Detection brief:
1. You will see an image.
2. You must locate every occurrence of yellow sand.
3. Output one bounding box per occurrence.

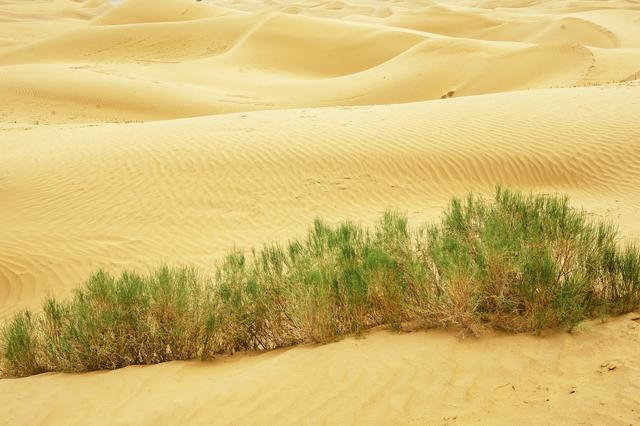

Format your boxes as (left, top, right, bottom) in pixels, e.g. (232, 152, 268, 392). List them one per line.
(1, 0, 639, 424)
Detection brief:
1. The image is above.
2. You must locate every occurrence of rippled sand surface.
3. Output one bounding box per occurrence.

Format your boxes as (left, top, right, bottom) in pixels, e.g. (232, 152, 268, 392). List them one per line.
(1, 0, 639, 424)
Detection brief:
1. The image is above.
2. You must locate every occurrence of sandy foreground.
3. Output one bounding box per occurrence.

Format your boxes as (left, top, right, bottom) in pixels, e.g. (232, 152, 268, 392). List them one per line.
(1, 0, 640, 424)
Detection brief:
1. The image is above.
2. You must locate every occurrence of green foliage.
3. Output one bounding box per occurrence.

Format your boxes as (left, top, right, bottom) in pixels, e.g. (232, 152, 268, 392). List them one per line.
(1, 311, 43, 377)
(2, 187, 639, 377)
(422, 187, 638, 331)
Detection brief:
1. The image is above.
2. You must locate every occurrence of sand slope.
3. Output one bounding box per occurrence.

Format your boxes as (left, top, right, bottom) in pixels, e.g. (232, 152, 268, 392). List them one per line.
(1, 314, 639, 425)
(1, 0, 640, 424)
(2, 84, 640, 319)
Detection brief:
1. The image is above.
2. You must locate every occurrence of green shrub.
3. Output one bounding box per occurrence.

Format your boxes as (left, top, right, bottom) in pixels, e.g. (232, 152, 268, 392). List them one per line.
(1, 311, 43, 377)
(2, 187, 639, 377)
(420, 187, 638, 331)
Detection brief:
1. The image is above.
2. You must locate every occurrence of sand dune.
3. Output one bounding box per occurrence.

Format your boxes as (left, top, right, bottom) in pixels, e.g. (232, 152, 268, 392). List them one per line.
(2, 83, 640, 317)
(2, 0, 640, 122)
(92, 0, 231, 25)
(1, 0, 640, 423)
(358, 5, 635, 48)
(0, 0, 108, 54)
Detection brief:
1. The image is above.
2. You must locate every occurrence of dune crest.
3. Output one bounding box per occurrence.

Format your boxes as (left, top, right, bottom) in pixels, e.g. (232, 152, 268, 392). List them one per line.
(1, 0, 640, 123)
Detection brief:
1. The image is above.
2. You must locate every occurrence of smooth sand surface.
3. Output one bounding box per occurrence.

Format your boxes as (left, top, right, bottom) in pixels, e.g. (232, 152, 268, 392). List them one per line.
(1, 0, 640, 424)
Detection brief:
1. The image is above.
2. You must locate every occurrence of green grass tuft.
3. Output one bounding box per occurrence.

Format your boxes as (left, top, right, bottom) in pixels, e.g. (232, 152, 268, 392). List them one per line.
(2, 187, 639, 377)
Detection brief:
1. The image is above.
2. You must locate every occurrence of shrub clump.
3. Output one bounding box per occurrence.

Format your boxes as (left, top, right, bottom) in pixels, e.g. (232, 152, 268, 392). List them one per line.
(2, 187, 639, 376)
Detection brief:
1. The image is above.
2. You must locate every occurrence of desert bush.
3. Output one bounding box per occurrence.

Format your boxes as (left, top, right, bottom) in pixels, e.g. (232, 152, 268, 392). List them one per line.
(2, 187, 639, 377)
(1, 311, 43, 377)
(419, 187, 639, 331)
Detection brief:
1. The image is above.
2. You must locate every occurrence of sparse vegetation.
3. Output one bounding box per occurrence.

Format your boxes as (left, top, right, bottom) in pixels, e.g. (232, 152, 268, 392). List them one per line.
(2, 187, 639, 377)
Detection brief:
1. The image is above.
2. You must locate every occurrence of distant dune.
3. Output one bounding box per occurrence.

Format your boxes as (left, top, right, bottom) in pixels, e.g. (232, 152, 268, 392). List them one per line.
(1, 0, 640, 123)
(1, 0, 639, 424)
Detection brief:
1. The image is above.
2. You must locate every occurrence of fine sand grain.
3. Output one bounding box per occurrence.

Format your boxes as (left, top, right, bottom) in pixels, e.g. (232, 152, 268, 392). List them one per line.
(1, 0, 639, 424)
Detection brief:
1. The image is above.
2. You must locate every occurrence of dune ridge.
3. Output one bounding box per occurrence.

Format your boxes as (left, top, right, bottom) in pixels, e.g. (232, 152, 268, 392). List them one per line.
(1, 0, 640, 123)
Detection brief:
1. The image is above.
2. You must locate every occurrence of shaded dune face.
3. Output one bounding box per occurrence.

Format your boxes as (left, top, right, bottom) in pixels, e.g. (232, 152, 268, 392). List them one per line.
(1, 0, 640, 424)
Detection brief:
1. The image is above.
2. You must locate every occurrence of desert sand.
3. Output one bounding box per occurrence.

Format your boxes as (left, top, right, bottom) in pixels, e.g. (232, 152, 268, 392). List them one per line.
(1, 0, 640, 424)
